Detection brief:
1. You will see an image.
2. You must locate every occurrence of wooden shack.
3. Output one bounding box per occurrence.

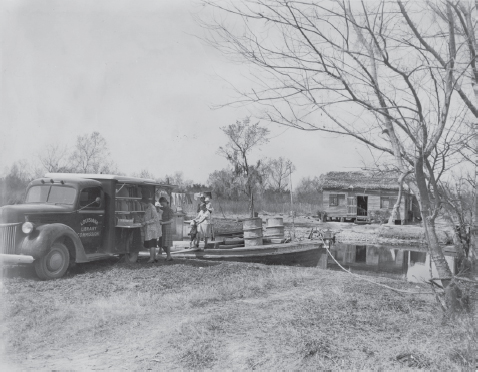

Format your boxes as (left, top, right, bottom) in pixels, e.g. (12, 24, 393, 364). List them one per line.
(321, 172, 419, 223)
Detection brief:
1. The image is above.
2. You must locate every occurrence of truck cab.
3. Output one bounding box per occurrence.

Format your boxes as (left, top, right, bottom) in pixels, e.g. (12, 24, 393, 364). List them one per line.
(0, 173, 175, 280)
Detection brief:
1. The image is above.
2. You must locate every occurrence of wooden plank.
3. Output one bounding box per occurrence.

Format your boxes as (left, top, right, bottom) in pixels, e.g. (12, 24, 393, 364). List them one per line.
(368, 195, 381, 212)
(172, 247, 201, 254)
(263, 238, 286, 244)
(224, 238, 245, 245)
(218, 244, 244, 249)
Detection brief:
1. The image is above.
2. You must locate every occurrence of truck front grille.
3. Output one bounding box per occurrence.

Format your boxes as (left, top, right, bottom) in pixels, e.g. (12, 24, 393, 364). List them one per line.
(0, 223, 21, 254)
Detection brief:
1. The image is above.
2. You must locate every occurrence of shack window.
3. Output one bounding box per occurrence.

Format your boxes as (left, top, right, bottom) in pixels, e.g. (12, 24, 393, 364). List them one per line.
(381, 197, 396, 209)
(79, 187, 102, 208)
(329, 194, 345, 206)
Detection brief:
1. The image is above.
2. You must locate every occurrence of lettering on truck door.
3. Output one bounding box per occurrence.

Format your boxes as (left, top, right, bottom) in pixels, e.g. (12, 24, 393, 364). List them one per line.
(77, 187, 105, 253)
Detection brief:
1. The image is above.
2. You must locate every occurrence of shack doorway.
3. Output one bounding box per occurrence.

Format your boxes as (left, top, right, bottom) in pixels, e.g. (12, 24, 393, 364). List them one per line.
(357, 196, 368, 216)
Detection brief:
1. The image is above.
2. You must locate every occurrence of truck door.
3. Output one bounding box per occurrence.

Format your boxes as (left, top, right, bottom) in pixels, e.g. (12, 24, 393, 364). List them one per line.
(77, 186, 105, 253)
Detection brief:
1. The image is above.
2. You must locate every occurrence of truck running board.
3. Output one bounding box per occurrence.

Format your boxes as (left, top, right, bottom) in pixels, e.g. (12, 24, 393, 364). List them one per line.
(85, 253, 113, 262)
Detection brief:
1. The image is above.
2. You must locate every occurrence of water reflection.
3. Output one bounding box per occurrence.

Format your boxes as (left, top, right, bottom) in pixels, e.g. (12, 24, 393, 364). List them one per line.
(326, 243, 455, 283)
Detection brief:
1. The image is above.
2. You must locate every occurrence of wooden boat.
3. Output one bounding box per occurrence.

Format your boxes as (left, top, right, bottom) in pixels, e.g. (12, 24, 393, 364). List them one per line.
(171, 240, 327, 267)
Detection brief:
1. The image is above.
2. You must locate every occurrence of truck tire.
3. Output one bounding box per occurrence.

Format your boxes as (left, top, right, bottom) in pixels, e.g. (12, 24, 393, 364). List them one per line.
(34, 242, 70, 280)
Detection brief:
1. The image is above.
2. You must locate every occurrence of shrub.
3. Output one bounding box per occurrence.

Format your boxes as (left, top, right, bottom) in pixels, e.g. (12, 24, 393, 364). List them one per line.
(373, 210, 391, 224)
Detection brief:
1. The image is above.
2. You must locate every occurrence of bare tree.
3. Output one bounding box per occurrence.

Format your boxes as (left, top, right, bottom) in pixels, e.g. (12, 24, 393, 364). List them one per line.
(254, 159, 271, 198)
(39, 144, 71, 173)
(472, 0, 478, 280)
(295, 176, 322, 205)
(70, 132, 117, 174)
(132, 169, 155, 180)
(219, 117, 270, 217)
(159, 171, 193, 191)
(208, 168, 241, 200)
(0, 160, 35, 205)
(201, 0, 476, 310)
(267, 157, 295, 193)
(388, 170, 412, 225)
(441, 172, 474, 271)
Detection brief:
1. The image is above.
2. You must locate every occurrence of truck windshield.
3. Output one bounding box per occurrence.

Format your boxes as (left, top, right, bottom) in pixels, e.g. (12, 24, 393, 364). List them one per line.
(25, 185, 76, 205)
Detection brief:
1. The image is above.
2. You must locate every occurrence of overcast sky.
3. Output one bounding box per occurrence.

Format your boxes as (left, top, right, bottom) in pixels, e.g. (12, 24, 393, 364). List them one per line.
(1, 0, 372, 185)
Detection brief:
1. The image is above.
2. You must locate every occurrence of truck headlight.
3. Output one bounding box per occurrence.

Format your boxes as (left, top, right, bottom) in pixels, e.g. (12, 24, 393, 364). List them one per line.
(22, 222, 35, 234)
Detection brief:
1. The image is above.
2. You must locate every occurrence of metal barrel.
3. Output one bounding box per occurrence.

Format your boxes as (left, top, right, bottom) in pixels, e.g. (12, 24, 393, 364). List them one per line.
(243, 217, 263, 247)
(265, 217, 284, 239)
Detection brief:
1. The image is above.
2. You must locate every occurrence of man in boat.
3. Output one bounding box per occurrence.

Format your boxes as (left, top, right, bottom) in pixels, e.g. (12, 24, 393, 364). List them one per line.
(204, 197, 214, 241)
(196, 193, 206, 213)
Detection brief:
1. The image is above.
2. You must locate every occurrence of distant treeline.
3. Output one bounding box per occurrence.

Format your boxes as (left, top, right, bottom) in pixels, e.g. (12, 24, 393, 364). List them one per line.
(0, 161, 323, 213)
(0, 131, 323, 210)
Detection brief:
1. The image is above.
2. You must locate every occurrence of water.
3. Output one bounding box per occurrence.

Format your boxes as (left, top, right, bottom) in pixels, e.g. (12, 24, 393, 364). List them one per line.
(326, 243, 455, 283)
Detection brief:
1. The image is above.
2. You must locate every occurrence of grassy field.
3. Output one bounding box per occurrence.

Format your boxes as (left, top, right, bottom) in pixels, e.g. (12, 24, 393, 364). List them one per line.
(1, 257, 475, 370)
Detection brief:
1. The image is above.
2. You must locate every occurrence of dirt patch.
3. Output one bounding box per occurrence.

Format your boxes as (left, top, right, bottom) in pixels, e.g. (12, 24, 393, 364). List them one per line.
(2, 259, 474, 370)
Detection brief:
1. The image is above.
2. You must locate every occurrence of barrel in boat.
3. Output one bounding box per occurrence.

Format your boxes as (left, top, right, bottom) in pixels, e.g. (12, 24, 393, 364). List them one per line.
(243, 217, 263, 247)
(265, 217, 284, 239)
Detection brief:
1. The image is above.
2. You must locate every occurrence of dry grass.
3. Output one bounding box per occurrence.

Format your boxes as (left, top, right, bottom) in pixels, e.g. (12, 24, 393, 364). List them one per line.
(2, 259, 475, 370)
(378, 224, 453, 244)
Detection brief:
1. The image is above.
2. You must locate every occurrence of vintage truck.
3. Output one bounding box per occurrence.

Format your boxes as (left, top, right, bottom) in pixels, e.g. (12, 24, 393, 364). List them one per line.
(0, 173, 176, 280)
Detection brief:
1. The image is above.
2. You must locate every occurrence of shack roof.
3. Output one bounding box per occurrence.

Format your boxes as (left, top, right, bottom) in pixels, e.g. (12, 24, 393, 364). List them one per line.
(44, 173, 176, 189)
(321, 171, 407, 191)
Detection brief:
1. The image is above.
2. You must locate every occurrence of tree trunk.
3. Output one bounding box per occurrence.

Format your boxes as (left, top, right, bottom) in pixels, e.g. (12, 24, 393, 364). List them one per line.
(249, 187, 255, 218)
(413, 157, 453, 286)
(387, 171, 411, 225)
(472, 0, 478, 274)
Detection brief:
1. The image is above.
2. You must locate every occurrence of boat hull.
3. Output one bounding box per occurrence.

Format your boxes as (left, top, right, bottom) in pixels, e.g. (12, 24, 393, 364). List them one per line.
(172, 241, 326, 267)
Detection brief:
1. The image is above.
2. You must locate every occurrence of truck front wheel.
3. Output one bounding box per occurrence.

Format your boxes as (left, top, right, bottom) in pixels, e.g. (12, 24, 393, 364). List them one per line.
(34, 242, 70, 280)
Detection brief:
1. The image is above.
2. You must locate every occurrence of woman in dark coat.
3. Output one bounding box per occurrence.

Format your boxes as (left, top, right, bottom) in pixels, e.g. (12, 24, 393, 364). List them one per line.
(159, 197, 174, 261)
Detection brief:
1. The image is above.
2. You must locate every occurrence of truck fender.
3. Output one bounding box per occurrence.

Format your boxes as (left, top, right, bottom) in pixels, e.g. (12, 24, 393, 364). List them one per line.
(21, 223, 89, 263)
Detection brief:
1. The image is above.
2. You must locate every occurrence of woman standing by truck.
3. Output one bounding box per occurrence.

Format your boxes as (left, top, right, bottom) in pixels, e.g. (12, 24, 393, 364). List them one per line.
(155, 201, 163, 255)
(159, 197, 174, 261)
(140, 195, 160, 263)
